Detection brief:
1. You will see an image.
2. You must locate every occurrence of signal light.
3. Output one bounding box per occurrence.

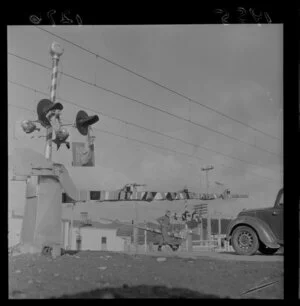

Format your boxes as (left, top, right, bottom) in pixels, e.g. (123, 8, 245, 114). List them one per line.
(75, 110, 99, 136)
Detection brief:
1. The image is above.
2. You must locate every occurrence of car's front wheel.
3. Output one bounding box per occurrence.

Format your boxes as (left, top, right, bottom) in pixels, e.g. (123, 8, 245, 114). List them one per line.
(259, 243, 279, 255)
(231, 226, 259, 255)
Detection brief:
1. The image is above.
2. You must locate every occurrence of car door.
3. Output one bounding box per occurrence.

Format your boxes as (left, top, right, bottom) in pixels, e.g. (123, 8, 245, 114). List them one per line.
(256, 191, 283, 242)
(256, 208, 282, 242)
(275, 192, 283, 242)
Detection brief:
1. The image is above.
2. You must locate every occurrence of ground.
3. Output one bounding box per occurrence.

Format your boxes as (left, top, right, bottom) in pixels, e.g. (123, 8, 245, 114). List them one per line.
(9, 250, 283, 299)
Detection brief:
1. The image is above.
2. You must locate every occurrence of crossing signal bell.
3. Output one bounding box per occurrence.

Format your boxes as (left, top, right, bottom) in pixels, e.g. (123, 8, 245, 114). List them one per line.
(37, 99, 63, 128)
(75, 110, 99, 136)
(72, 110, 99, 167)
(21, 120, 40, 134)
(53, 128, 70, 150)
(36, 99, 70, 150)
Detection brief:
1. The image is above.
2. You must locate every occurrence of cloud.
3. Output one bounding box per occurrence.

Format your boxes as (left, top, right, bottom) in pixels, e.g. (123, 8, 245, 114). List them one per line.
(68, 165, 131, 190)
(140, 153, 186, 190)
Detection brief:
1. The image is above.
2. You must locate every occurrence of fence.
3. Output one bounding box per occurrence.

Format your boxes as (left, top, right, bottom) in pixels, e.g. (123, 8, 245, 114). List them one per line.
(192, 238, 234, 252)
(125, 239, 234, 254)
(192, 240, 218, 252)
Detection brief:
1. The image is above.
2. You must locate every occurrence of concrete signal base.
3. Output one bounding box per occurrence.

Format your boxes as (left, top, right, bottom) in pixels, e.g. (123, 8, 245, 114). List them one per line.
(19, 176, 63, 258)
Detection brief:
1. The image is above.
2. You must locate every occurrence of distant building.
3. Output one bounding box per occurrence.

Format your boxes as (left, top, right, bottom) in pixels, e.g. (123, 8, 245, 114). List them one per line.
(8, 210, 23, 247)
(62, 219, 127, 252)
(9, 207, 233, 251)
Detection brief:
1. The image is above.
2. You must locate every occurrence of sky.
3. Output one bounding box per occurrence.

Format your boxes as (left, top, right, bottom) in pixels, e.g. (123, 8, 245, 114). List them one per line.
(8, 25, 283, 222)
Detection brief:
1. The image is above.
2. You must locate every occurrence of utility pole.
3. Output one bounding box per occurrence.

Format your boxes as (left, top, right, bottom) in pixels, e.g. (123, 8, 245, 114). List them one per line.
(201, 165, 214, 242)
(201, 165, 214, 195)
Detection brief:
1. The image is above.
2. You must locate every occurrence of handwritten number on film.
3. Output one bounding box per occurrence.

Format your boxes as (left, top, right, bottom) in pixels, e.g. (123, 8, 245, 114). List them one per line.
(61, 10, 73, 24)
(214, 9, 230, 24)
(29, 13, 42, 24)
(237, 7, 247, 23)
(215, 8, 272, 24)
(29, 10, 83, 25)
(47, 9, 56, 26)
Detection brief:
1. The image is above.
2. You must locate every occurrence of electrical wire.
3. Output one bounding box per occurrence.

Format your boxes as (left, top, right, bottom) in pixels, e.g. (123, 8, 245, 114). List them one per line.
(8, 52, 282, 159)
(8, 101, 281, 183)
(8, 79, 282, 174)
(8, 103, 203, 160)
(35, 26, 281, 141)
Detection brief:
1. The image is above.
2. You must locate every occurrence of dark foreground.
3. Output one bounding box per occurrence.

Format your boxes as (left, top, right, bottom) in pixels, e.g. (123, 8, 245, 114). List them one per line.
(9, 250, 283, 299)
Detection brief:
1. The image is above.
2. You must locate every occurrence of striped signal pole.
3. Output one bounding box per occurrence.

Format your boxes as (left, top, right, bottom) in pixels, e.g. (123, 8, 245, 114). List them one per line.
(45, 42, 64, 160)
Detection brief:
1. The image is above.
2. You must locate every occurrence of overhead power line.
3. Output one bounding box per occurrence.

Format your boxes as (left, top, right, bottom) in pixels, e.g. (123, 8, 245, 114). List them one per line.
(8, 102, 205, 160)
(8, 79, 282, 174)
(8, 101, 281, 183)
(36, 26, 281, 141)
(8, 52, 282, 159)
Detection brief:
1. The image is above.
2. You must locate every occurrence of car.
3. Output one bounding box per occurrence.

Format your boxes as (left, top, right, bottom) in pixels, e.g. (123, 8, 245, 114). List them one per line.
(226, 188, 283, 255)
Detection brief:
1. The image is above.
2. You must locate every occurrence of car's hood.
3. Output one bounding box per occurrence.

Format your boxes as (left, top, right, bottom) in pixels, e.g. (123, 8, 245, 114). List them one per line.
(238, 207, 272, 216)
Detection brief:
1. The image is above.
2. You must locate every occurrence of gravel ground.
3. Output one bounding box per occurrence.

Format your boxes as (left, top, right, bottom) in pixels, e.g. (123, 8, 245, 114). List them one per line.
(9, 250, 283, 299)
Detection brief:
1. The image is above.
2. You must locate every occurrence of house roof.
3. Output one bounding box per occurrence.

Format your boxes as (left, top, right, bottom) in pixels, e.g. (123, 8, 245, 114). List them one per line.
(62, 219, 120, 230)
(116, 225, 132, 237)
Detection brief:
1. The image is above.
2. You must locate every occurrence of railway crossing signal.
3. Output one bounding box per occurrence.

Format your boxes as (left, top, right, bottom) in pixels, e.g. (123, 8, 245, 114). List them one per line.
(75, 110, 99, 136)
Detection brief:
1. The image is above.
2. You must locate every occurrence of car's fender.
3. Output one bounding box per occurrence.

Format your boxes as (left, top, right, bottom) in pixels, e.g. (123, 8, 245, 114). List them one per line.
(226, 216, 280, 249)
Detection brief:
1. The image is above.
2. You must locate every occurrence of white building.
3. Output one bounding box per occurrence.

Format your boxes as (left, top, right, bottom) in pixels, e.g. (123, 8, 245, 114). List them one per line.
(9, 210, 128, 252)
(62, 219, 127, 252)
(8, 211, 23, 248)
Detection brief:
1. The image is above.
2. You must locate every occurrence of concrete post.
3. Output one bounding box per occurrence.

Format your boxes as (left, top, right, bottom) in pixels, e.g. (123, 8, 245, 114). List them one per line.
(69, 204, 74, 249)
(34, 176, 62, 257)
(19, 177, 38, 253)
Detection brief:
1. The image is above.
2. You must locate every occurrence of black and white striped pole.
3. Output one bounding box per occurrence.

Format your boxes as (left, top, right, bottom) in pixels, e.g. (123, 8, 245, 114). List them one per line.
(21, 42, 71, 154)
(45, 42, 64, 160)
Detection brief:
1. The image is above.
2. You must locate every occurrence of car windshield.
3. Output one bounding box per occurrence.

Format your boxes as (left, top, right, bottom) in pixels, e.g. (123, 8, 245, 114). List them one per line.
(278, 191, 283, 207)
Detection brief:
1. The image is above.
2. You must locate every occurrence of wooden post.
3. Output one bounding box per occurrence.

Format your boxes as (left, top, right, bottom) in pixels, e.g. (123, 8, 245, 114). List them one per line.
(199, 217, 203, 245)
(144, 220, 147, 253)
(218, 214, 222, 249)
(134, 201, 138, 254)
(185, 224, 188, 251)
(69, 203, 74, 250)
(207, 212, 211, 242)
